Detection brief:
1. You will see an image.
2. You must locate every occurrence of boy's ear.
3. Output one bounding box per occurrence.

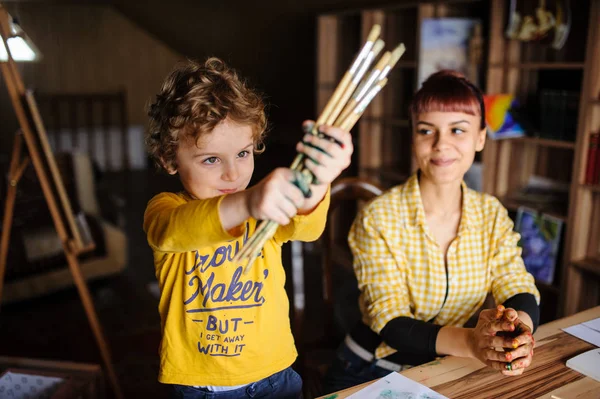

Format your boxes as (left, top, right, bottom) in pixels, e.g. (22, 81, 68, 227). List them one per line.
(160, 158, 177, 175)
(475, 127, 487, 152)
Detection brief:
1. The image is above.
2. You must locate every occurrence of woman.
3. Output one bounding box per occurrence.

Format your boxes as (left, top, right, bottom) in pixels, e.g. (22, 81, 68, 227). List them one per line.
(323, 70, 540, 393)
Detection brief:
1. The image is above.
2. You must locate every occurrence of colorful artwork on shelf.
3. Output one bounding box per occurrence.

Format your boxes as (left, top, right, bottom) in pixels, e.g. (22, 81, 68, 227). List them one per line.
(483, 94, 525, 140)
(417, 18, 480, 88)
(515, 207, 564, 285)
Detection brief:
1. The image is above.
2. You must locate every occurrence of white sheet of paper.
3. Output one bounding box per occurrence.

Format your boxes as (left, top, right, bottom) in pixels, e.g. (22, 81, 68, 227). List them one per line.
(0, 371, 64, 399)
(566, 348, 600, 382)
(346, 372, 449, 399)
(582, 317, 600, 333)
(563, 323, 600, 347)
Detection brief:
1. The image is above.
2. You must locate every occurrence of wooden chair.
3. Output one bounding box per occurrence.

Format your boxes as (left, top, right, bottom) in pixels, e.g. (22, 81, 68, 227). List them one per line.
(293, 177, 384, 398)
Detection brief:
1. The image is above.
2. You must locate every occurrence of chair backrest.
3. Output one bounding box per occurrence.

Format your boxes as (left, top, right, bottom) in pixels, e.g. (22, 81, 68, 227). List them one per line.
(322, 178, 384, 330)
(290, 177, 383, 397)
(291, 177, 384, 345)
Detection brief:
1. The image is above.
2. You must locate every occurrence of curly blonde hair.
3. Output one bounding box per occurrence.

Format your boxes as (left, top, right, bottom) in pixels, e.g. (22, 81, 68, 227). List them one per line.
(146, 57, 267, 172)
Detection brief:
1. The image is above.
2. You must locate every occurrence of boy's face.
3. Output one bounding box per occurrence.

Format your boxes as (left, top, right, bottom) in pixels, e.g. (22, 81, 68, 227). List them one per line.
(170, 118, 255, 200)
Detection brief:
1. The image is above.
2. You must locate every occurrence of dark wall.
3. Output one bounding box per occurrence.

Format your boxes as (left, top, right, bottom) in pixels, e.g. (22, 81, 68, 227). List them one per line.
(114, 0, 401, 174)
(0, 0, 405, 174)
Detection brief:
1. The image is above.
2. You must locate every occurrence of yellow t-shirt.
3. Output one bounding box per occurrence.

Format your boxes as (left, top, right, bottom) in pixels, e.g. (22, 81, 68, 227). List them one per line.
(143, 190, 329, 386)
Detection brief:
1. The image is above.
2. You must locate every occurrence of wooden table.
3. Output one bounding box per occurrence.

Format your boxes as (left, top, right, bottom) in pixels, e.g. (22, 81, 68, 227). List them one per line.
(320, 306, 600, 399)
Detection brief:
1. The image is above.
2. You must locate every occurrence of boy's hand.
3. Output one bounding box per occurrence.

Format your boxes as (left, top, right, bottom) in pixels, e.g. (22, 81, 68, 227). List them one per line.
(296, 121, 354, 186)
(245, 168, 306, 226)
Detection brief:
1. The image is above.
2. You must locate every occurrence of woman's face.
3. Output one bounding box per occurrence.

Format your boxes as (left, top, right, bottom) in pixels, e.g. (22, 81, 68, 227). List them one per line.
(412, 111, 486, 185)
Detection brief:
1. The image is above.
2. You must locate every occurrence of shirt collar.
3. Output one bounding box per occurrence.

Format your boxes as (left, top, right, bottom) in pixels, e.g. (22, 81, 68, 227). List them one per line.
(404, 171, 481, 232)
(405, 173, 426, 228)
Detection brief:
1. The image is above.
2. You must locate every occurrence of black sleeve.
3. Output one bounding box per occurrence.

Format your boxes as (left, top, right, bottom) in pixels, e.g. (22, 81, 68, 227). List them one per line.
(503, 293, 540, 332)
(380, 317, 443, 357)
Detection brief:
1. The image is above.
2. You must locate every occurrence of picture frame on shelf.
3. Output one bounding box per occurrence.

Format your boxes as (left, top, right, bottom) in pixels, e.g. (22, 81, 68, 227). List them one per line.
(417, 17, 481, 87)
(515, 206, 564, 285)
(483, 94, 526, 140)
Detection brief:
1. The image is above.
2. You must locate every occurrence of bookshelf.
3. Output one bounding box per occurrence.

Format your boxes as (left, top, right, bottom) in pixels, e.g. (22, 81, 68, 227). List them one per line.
(317, 0, 600, 322)
(581, 184, 600, 194)
(483, 0, 600, 318)
(317, 0, 486, 185)
(513, 136, 576, 150)
(489, 62, 585, 70)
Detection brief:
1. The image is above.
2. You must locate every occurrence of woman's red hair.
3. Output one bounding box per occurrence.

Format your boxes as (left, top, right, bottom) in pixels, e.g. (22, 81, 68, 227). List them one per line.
(409, 70, 486, 129)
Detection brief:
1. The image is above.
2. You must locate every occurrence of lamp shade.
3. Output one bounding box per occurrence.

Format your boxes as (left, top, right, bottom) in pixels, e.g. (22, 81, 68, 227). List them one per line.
(0, 16, 41, 62)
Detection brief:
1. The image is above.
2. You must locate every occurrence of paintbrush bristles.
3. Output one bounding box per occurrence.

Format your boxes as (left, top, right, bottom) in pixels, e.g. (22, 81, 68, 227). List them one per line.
(377, 44, 406, 82)
(292, 26, 381, 173)
(317, 25, 380, 126)
(365, 24, 381, 44)
(388, 44, 406, 68)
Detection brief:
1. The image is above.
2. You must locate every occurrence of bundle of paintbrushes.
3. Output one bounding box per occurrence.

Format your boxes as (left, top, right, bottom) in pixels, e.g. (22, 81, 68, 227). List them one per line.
(234, 24, 405, 272)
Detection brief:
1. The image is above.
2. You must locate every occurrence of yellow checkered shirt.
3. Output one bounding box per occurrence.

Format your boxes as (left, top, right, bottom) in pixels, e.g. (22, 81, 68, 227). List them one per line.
(349, 173, 540, 359)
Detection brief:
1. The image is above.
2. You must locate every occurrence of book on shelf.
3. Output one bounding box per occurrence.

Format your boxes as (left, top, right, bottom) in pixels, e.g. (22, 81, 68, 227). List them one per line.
(585, 133, 599, 184)
(515, 206, 564, 285)
(506, 175, 569, 213)
(539, 90, 579, 142)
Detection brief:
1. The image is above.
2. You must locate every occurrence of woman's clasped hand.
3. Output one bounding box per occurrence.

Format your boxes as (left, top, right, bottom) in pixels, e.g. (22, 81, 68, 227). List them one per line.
(470, 305, 535, 375)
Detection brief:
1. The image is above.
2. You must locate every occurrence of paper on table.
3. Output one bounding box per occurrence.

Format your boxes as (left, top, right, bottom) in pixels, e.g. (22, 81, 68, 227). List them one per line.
(582, 317, 600, 333)
(0, 371, 64, 399)
(566, 348, 600, 383)
(562, 318, 600, 347)
(346, 372, 448, 399)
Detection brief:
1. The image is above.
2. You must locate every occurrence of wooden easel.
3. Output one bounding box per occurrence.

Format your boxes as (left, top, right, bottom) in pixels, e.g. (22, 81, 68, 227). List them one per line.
(0, 5, 123, 399)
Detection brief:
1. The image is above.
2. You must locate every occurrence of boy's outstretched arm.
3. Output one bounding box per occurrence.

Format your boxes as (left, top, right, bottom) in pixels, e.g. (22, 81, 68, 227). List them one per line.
(221, 122, 352, 229)
(145, 169, 309, 253)
(219, 168, 306, 231)
(144, 193, 240, 252)
(270, 122, 354, 244)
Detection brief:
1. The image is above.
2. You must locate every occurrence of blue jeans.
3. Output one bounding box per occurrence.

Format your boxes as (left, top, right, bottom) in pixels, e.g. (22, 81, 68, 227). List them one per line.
(321, 342, 394, 395)
(170, 367, 302, 399)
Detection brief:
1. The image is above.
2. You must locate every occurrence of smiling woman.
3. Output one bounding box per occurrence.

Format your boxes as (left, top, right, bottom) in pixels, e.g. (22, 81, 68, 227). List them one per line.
(322, 71, 541, 394)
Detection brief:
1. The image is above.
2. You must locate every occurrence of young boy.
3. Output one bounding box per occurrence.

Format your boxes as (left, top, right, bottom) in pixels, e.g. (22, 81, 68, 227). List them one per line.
(143, 57, 353, 398)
